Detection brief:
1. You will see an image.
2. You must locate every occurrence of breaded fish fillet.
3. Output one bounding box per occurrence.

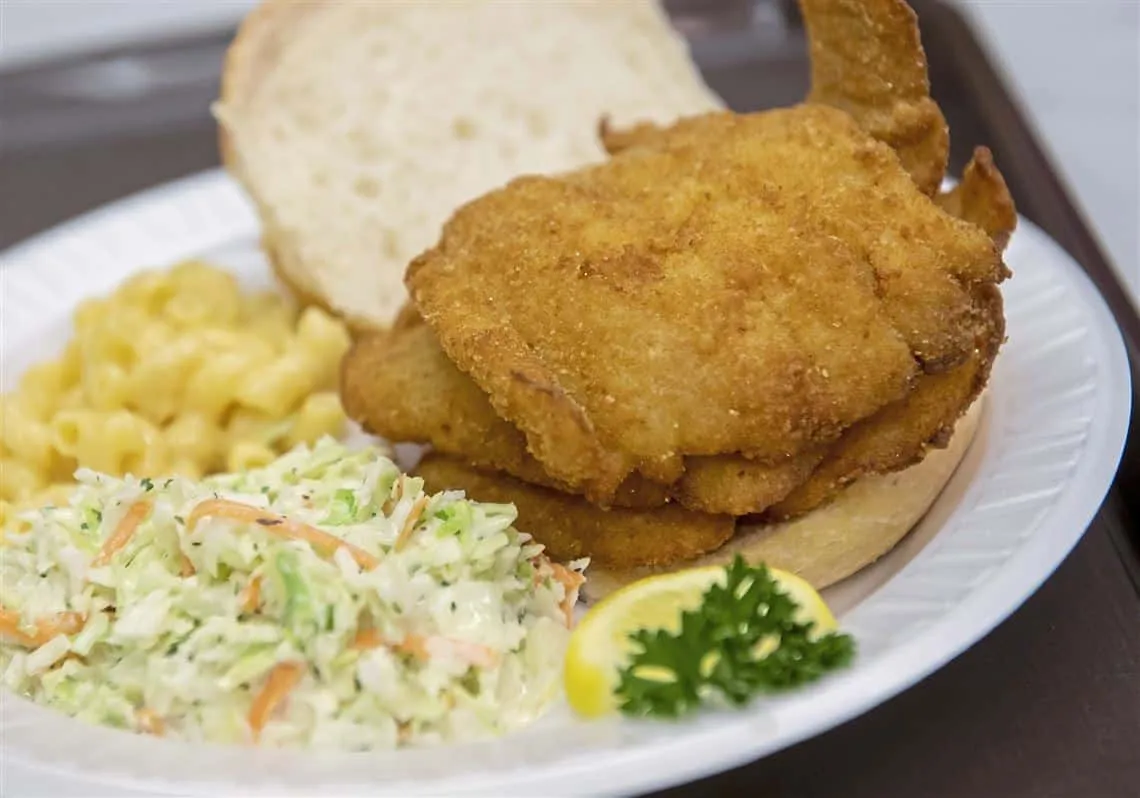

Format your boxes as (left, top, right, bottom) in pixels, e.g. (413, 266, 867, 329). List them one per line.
(349, 145, 1011, 520)
(768, 328, 994, 518)
(408, 106, 1007, 501)
(771, 147, 1015, 517)
(342, 312, 823, 514)
(416, 454, 735, 569)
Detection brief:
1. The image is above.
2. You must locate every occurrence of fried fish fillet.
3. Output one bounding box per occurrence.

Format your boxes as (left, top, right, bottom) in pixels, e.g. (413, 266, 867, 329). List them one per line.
(770, 147, 1015, 518)
(416, 454, 735, 569)
(341, 312, 824, 514)
(348, 145, 1013, 522)
(408, 105, 1006, 501)
(768, 333, 993, 519)
(342, 313, 667, 509)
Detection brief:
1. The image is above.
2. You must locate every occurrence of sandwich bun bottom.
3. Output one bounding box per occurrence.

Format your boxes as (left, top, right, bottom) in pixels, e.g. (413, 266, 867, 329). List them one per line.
(583, 395, 984, 601)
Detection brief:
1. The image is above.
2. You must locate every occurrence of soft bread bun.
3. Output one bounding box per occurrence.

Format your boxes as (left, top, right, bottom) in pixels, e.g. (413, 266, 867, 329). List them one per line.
(583, 396, 984, 600)
(215, 0, 723, 330)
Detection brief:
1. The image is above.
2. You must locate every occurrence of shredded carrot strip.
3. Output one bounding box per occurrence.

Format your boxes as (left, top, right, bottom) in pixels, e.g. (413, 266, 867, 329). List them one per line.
(351, 628, 385, 650)
(552, 563, 586, 627)
(0, 607, 86, 648)
(393, 495, 429, 551)
(351, 628, 498, 669)
(248, 661, 305, 743)
(186, 499, 379, 570)
(239, 575, 262, 614)
(136, 708, 165, 736)
(92, 501, 152, 567)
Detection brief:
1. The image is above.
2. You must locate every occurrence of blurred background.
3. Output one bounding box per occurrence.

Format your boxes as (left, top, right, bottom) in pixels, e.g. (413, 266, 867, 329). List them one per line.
(1, 0, 1137, 298)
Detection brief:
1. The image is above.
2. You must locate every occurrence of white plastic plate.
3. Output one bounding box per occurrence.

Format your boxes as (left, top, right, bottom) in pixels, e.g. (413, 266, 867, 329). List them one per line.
(0, 171, 1131, 796)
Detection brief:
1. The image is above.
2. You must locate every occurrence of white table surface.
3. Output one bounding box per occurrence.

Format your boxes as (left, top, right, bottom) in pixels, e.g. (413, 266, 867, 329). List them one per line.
(1, 0, 1138, 298)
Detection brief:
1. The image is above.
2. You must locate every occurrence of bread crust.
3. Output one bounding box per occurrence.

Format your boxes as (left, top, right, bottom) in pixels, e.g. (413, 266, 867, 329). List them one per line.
(216, 0, 391, 334)
(259, 218, 385, 338)
(218, 0, 321, 170)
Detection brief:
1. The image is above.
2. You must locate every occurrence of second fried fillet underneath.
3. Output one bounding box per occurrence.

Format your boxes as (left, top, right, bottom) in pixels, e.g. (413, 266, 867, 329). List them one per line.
(416, 455, 735, 569)
(342, 314, 822, 515)
(769, 147, 1013, 517)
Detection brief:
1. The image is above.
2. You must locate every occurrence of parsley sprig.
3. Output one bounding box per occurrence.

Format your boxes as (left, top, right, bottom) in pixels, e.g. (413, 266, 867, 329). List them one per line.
(616, 557, 856, 718)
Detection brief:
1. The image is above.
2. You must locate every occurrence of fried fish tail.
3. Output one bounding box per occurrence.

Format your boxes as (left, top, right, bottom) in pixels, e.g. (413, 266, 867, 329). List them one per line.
(800, 0, 949, 195)
(936, 146, 1018, 251)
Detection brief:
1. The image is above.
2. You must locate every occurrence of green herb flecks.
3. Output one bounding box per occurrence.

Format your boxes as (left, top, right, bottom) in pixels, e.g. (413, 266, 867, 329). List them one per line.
(615, 556, 855, 719)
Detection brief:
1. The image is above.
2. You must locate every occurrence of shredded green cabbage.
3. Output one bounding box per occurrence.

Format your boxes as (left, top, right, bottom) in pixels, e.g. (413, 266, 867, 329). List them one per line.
(0, 438, 582, 750)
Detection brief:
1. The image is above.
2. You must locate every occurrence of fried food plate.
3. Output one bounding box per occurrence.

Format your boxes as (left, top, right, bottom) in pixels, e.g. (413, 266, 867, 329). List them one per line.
(0, 166, 1128, 796)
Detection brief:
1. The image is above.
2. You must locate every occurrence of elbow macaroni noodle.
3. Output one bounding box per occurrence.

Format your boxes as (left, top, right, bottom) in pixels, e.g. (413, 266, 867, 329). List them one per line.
(1, 260, 351, 519)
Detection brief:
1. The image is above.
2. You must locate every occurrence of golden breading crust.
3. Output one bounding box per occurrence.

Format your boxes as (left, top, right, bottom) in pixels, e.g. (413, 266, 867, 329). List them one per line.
(770, 146, 1016, 518)
(936, 147, 1018, 251)
(408, 106, 1006, 502)
(585, 397, 985, 597)
(341, 313, 824, 515)
(416, 454, 735, 569)
(768, 287, 1002, 519)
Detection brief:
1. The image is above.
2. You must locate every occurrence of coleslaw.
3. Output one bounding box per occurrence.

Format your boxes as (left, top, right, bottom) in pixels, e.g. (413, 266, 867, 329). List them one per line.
(0, 438, 584, 750)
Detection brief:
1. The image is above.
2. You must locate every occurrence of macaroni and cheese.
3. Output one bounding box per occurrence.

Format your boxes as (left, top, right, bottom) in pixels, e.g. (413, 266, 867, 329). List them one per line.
(0, 260, 351, 522)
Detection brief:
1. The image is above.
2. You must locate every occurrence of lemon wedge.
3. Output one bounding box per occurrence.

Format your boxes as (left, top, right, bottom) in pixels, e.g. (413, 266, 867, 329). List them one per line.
(564, 565, 837, 718)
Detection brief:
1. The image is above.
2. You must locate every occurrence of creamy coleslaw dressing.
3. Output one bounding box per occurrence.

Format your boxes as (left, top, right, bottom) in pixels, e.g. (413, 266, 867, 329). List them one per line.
(0, 439, 580, 750)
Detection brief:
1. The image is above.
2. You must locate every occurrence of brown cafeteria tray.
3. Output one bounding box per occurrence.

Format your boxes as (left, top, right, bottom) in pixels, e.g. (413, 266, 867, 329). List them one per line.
(0, 1, 1137, 795)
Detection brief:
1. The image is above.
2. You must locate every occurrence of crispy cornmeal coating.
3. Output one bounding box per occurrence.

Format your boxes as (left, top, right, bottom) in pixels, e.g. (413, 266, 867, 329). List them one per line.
(408, 106, 1006, 501)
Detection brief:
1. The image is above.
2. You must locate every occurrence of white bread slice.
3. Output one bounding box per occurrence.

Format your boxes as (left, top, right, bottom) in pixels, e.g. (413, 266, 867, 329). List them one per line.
(216, 0, 723, 329)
